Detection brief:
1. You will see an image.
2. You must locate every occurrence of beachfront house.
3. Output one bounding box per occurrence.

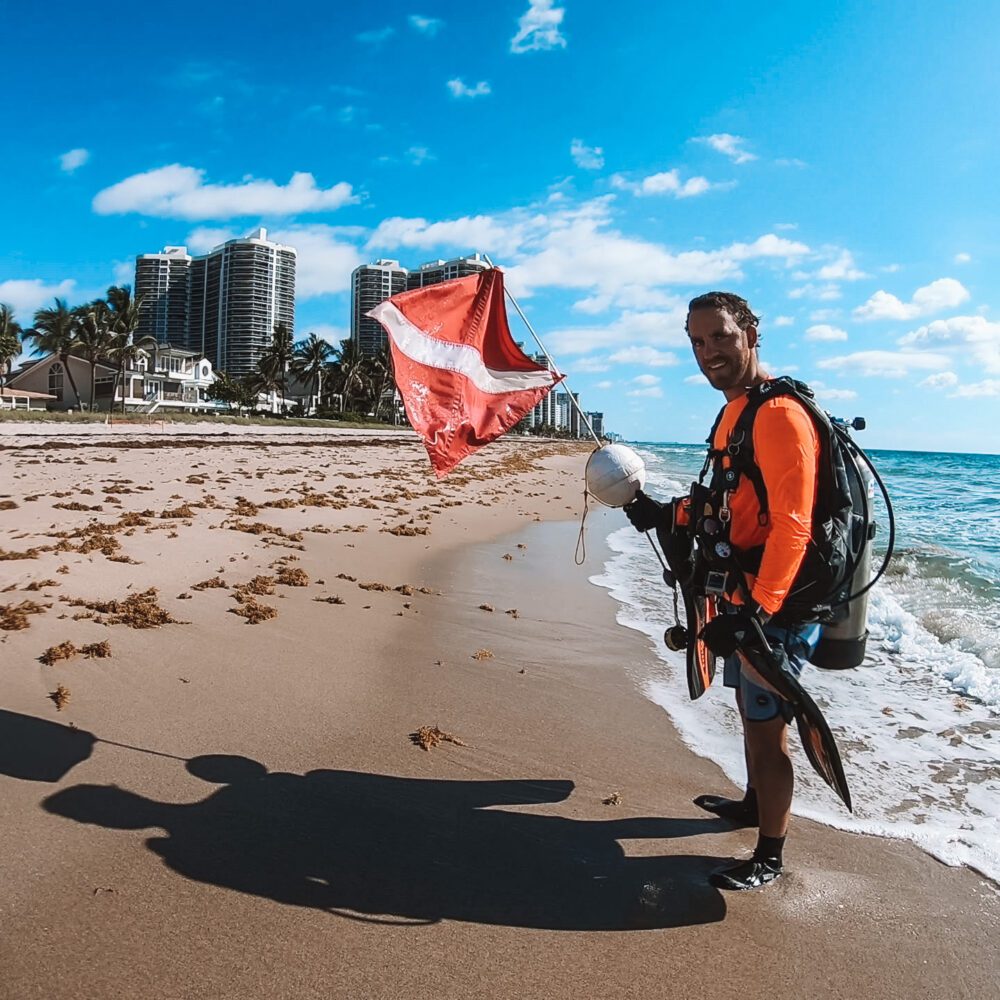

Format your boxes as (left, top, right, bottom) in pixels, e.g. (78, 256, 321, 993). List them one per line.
(6, 345, 221, 414)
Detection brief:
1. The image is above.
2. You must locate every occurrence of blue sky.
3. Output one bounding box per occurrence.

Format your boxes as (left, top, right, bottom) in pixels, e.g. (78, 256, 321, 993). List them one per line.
(4, 0, 1000, 452)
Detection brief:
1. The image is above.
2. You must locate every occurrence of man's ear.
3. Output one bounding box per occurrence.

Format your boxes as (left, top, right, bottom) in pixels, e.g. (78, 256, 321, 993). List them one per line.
(746, 325, 759, 349)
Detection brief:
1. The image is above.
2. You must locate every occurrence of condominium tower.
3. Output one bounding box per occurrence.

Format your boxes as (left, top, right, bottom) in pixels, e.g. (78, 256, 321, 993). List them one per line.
(134, 246, 192, 346)
(135, 228, 296, 377)
(350, 253, 490, 355)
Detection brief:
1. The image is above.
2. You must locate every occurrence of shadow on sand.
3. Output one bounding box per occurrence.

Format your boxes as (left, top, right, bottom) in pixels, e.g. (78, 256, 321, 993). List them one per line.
(42, 753, 730, 930)
(0, 709, 730, 930)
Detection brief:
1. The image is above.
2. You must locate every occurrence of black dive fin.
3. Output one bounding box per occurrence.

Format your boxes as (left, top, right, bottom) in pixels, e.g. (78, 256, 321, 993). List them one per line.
(735, 624, 853, 812)
(655, 524, 717, 700)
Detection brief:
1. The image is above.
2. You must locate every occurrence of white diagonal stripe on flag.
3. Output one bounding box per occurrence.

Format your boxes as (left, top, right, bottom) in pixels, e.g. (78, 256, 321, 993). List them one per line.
(368, 301, 558, 394)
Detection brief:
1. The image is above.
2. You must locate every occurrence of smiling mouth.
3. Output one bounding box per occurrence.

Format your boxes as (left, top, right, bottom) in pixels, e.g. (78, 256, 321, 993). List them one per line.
(706, 361, 728, 372)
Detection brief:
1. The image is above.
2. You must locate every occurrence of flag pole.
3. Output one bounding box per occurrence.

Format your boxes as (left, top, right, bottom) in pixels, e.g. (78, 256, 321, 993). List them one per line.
(482, 255, 602, 447)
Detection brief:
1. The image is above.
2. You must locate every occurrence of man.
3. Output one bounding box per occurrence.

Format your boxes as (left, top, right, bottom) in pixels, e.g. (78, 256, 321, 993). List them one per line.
(625, 291, 822, 891)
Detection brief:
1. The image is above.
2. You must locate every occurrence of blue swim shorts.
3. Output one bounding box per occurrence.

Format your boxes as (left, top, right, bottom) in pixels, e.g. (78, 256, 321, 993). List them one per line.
(722, 619, 822, 723)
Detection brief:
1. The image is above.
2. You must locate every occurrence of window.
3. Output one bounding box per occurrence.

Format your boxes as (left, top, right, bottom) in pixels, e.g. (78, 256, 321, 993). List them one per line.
(48, 363, 64, 401)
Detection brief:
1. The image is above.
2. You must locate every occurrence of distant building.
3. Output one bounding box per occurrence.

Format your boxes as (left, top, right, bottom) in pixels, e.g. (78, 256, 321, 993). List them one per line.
(351, 253, 490, 356)
(135, 246, 191, 345)
(351, 259, 409, 356)
(586, 411, 605, 438)
(136, 228, 296, 377)
(406, 253, 490, 289)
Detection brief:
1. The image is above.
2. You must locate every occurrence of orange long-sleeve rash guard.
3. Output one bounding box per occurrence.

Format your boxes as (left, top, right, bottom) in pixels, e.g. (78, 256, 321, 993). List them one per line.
(712, 391, 820, 616)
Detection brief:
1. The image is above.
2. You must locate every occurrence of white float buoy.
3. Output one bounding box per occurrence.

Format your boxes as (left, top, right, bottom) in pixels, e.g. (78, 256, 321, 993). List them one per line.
(585, 444, 646, 508)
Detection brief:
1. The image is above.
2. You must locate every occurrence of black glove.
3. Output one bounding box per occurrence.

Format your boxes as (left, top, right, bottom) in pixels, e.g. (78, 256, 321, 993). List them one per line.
(623, 490, 671, 533)
(699, 606, 769, 658)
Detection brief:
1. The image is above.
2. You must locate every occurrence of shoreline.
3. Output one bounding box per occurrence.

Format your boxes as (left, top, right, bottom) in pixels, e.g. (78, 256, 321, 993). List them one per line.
(1, 434, 998, 998)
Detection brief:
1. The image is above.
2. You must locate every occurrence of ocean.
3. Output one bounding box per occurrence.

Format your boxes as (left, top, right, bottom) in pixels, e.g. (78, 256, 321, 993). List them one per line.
(590, 442, 1000, 883)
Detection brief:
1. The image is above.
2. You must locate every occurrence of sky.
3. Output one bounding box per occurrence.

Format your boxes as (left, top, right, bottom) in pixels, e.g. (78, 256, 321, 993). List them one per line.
(4, 0, 1000, 452)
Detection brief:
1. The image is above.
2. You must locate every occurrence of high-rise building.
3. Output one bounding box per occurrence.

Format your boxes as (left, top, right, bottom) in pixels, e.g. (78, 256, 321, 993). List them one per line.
(351, 254, 490, 356)
(586, 411, 605, 439)
(189, 228, 296, 376)
(134, 246, 191, 345)
(406, 253, 490, 290)
(351, 260, 409, 356)
(137, 229, 296, 377)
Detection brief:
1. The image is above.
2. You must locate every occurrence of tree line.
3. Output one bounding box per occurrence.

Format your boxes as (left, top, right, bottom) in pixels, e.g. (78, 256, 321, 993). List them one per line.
(0, 290, 400, 421)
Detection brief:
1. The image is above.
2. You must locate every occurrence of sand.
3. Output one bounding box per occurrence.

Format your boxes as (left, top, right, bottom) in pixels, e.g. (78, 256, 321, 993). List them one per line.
(0, 427, 997, 1000)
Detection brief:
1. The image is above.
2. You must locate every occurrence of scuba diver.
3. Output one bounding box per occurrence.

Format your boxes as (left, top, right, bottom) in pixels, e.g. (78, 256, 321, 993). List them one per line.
(624, 291, 840, 891)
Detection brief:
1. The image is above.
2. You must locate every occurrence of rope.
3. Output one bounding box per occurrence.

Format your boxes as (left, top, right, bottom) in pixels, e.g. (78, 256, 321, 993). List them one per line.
(574, 490, 590, 565)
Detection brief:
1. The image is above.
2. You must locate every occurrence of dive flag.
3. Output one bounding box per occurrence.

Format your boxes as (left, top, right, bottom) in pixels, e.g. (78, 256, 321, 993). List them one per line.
(367, 268, 563, 476)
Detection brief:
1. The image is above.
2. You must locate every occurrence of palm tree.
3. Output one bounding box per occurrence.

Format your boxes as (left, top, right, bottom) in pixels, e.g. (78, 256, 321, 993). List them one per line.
(26, 298, 83, 409)
(106, 285, 152, 413)
(73, 300, 115, 410)
(0, 303, 24, 392)
(333, 338, 372, 412)
(368, 346, 396, 421)
(289, 333, 334, 413)
(260, 322, 294, 414)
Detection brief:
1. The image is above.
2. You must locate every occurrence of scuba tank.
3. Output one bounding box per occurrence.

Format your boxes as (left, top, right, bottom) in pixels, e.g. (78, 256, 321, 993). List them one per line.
(812, 443, 876, 669)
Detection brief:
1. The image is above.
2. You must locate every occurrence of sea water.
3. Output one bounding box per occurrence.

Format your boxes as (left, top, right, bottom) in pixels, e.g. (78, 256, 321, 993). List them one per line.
(590, 443, 1000, 883)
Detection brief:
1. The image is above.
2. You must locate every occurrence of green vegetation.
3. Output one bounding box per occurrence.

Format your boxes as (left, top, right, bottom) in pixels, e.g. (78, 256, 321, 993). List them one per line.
(3, 288, 404, 424)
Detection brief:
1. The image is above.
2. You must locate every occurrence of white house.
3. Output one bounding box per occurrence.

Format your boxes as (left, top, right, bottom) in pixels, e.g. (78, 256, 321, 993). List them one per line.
(7, 345, 221, 413)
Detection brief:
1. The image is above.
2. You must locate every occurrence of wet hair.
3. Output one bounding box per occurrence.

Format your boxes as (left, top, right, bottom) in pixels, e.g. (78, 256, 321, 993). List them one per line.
(685, 291, 760, 334)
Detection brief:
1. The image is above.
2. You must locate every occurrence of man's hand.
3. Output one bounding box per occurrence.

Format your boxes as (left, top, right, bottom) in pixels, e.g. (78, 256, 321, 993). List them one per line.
(699, 606, 769, 657)
(623, 490, 670, 533)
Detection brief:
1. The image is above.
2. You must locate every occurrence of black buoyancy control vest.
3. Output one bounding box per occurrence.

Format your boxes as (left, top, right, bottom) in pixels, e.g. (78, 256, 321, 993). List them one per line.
(701, 377, 870, 627)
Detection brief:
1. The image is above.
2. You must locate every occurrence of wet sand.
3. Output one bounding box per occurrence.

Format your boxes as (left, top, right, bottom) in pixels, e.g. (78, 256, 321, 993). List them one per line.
(0, 429, 997, 999)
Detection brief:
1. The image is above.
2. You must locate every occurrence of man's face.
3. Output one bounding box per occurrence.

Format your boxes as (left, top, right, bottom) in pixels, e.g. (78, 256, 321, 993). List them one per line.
(687, 307, 758, 397)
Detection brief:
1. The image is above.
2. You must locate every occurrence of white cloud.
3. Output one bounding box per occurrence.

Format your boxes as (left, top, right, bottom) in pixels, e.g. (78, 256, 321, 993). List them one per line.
(594, 380, 614, 390)
(607, 346, 679, 367)
(545, 309, 688, 356)
(365, 198, 808, 319)
(804, 324, 848, 342)
(611, 169, 716, 198)
(568, 356, 610, 373)
(356, 27, 395, 45)
(773, 316, 794, 326)
(809, 308, 841, 321)
(815, 250, 867, 281)
(683, 373, 708, 385)
(881, 263, 902, 273)
(94, 165, 357, 220)
(408, 15, 443, 35)
(510, 0, 566, 53)
(112, 261, 135, 287)
(775, 158, 807, 168)
(406, 146, 434, 165)
(853, 278, 970, 321)
(59, 148, 89, 173)
(951, 379, 1000, 397)
(789, 283, 841, 301)
(632, 373, 660, 386)
(817, 350, 951, 378)
(304, 323, 350, 346)
(0, 278, 77, 320)
(570, 139, 604, 170)
(918, 371, 959, 389)
(774, 222, 799, 231)
(897, 315, 1000, 373)
(954, 252, 971, 264)
(627, 385, 663, 398)
(186, 224, 364, 298)
(367, 213, 519, 256)
(813, 386, 857, 401)
(446, 78, 491, 99)
(696, 133, 756, 164)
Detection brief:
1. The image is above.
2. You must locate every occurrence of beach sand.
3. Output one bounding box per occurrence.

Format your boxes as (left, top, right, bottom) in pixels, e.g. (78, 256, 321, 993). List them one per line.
(1, 427, 997, 999)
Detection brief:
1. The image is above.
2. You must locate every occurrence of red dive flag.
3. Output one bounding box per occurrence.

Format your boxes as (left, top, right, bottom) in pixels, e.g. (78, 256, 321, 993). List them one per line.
(367, 268, 563, 476)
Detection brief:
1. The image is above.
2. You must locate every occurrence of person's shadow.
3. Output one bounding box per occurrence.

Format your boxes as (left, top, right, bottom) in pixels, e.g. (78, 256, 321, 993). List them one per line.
(44, 755, 730, 930)
(0, 708, 96, 782)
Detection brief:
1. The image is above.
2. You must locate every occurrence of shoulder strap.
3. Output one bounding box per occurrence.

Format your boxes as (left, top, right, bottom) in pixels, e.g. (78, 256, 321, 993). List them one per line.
(726, 377, 818, 521)
(699, 403, 729, 483)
